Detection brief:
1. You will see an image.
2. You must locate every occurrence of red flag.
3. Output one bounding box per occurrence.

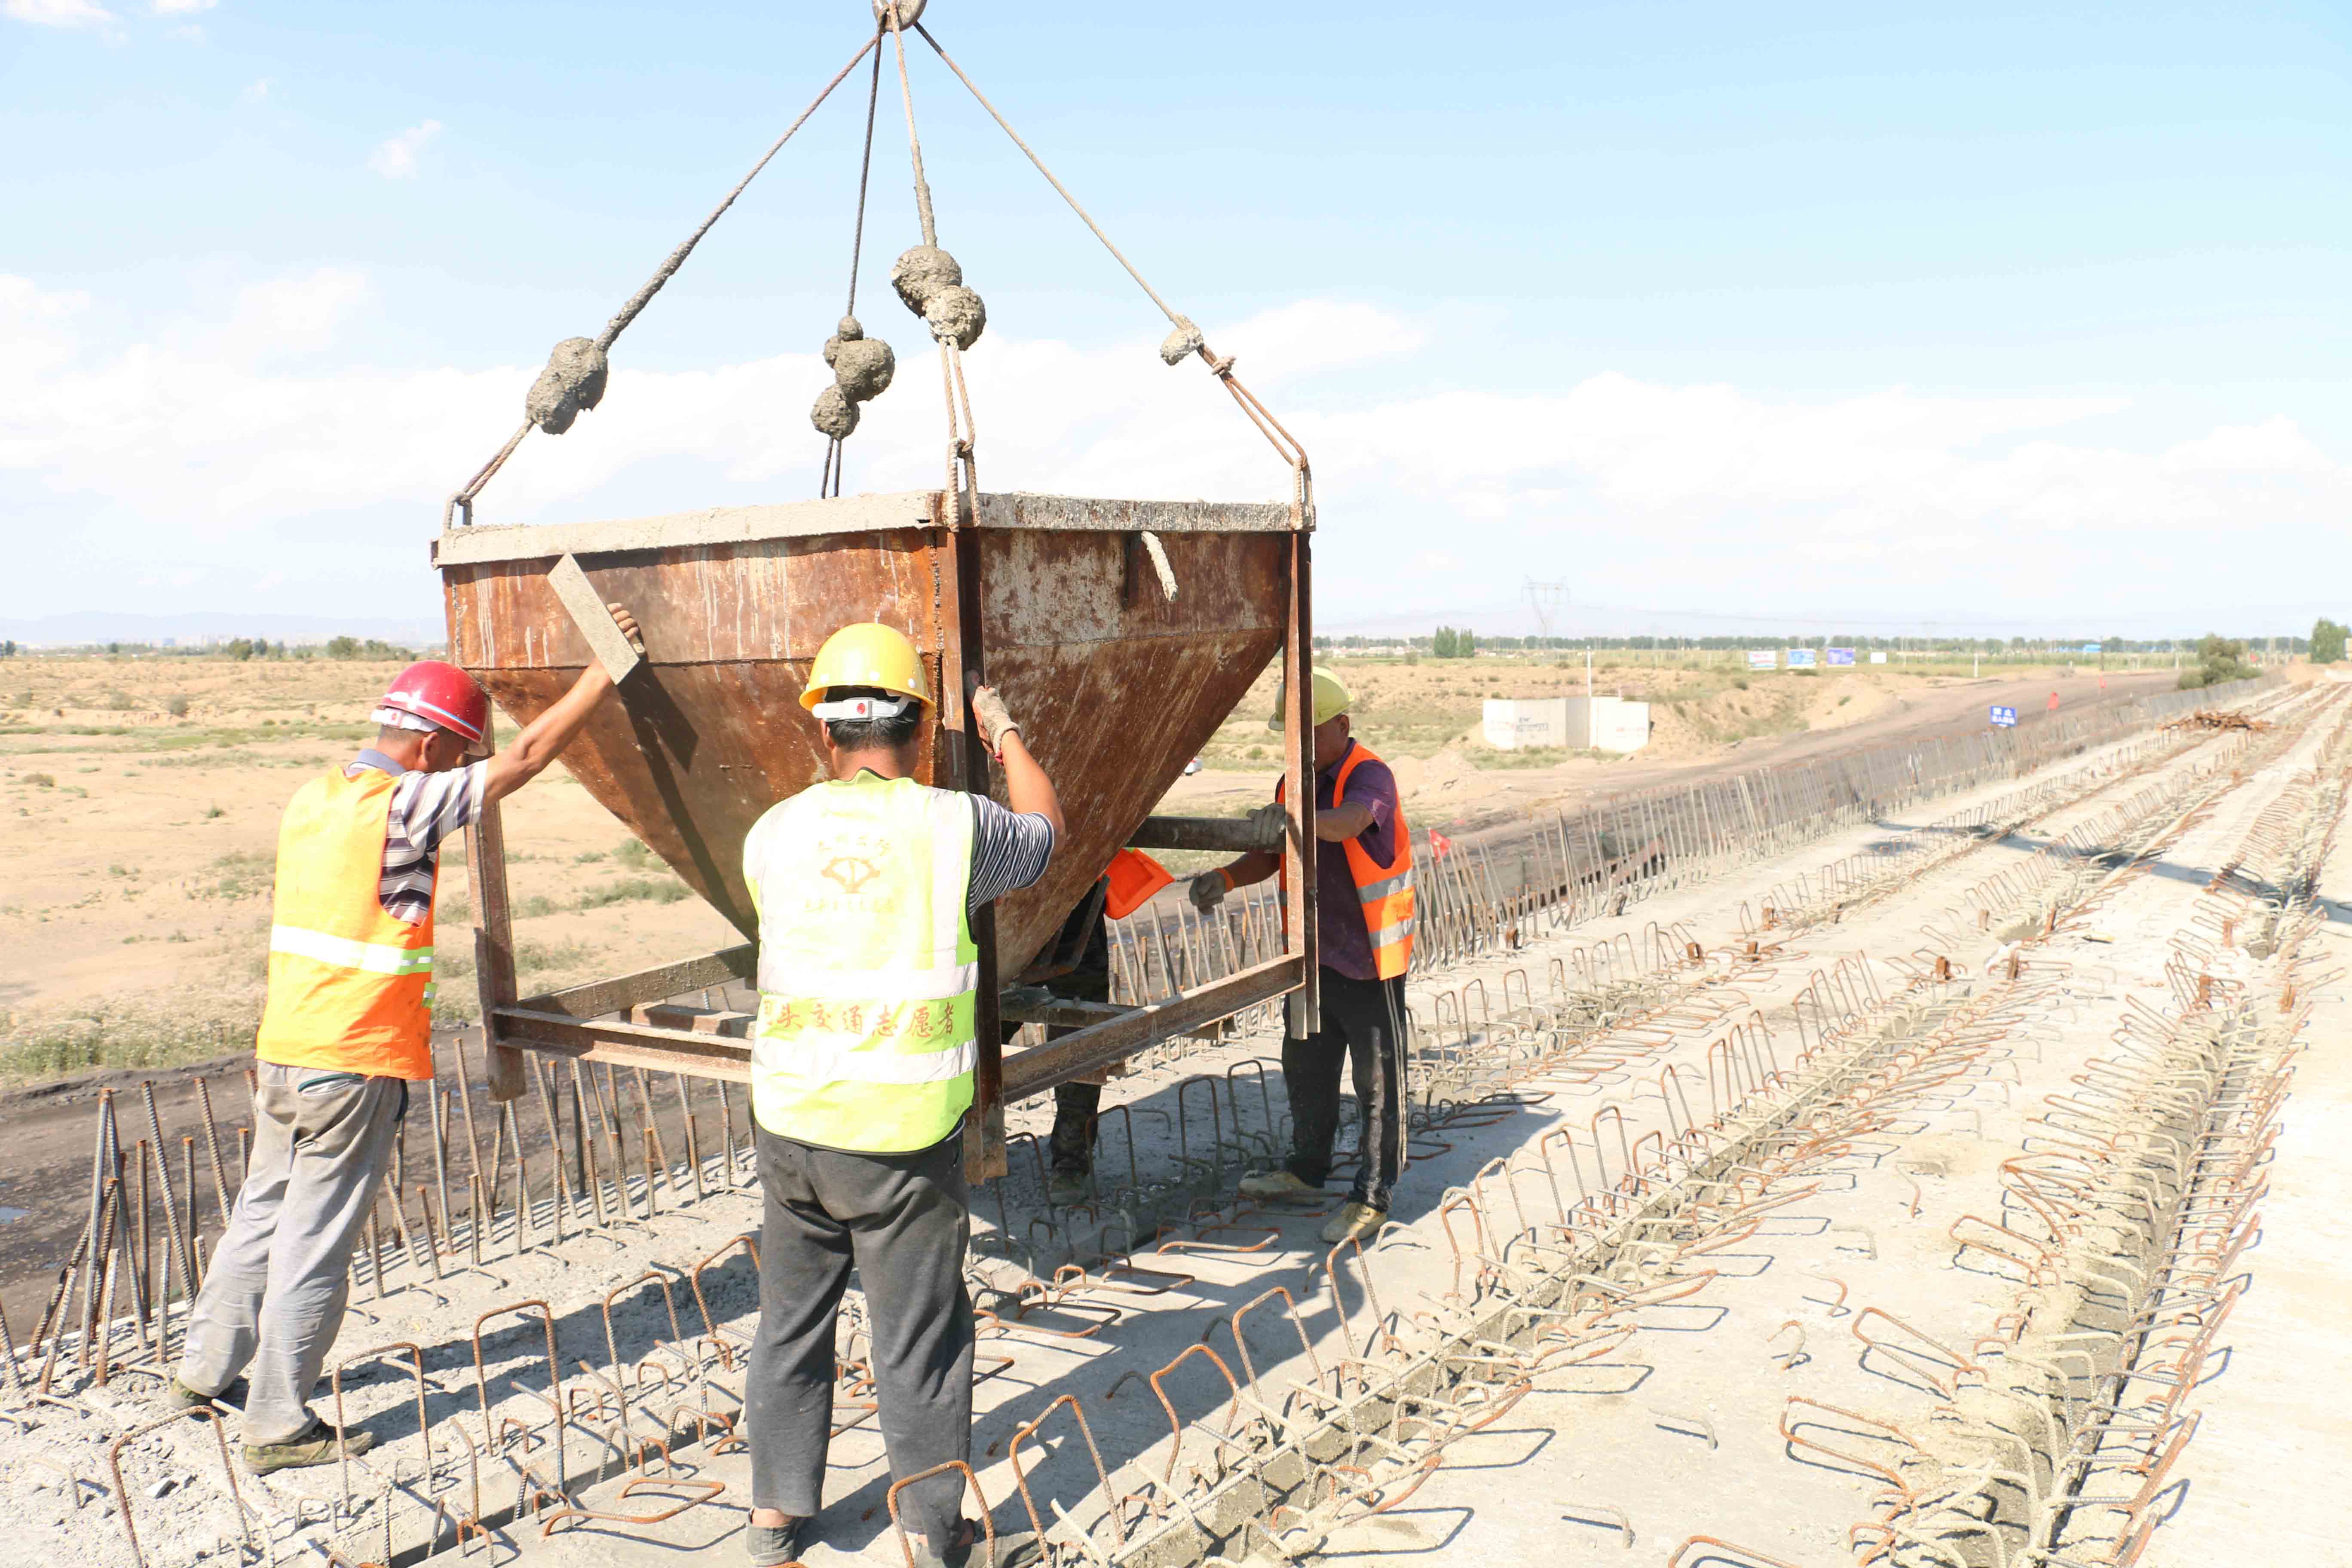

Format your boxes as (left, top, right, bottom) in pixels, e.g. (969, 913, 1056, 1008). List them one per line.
(1429, 831, 1454, 859)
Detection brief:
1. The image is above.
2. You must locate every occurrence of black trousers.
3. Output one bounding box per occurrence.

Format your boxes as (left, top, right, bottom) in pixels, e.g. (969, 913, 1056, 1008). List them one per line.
(1282, 968, 1408, 1212)
(747, 1124, 973, 1548)
(1026, 897, 1112, 1178)
(1049, 1082, 1101, 1176)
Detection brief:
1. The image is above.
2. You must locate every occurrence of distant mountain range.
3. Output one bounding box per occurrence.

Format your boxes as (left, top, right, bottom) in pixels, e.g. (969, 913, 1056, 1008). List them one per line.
(0, 610, 446, 649)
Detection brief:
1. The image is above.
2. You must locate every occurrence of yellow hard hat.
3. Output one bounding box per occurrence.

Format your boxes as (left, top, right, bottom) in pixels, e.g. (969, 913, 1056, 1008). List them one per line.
(1268, 665, 1352, 731)
(800, 622, 934, 712)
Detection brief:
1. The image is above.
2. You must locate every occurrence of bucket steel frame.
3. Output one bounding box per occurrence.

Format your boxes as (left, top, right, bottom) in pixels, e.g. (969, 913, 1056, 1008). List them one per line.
(439, 488, 1319, 1182)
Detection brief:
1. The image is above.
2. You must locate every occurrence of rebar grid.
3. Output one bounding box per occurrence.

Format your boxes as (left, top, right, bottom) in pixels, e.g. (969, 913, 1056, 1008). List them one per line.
(1833, 688, 2352, 1568)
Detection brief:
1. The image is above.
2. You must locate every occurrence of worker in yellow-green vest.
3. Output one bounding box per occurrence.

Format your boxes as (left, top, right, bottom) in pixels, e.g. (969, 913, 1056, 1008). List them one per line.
(170, 603, 642, 1474)
(739, 622, 1059, 1568)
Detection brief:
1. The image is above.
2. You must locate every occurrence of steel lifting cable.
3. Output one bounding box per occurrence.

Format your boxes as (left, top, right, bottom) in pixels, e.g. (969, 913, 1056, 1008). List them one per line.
(447, 9, 1314, 528)
(821, 37, 891, 500)
(878, 3, 981, 515)
(446, 26, 884, 527)
(910, 21, 1315, 518)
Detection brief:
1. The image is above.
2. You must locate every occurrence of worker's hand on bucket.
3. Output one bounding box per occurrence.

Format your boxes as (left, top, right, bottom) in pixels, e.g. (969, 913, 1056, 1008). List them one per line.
(605, 601, 646, 655)
(1189, 870, 1228, 913)
(971, 685, 1019, 753)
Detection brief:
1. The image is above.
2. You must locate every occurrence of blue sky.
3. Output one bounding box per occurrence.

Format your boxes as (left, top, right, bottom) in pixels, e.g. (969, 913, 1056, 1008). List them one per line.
(4, 1, 2348, 637)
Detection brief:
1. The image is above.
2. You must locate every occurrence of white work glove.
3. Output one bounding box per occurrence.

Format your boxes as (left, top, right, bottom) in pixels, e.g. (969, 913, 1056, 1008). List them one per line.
(1189, 870, 1229, 913)
(970, 684, 1019, 753)
(1247, 800, 1290, 848)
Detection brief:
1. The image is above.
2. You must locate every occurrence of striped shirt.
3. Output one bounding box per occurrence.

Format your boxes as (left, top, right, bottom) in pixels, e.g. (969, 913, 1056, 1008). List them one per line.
(347, 749, 486, 925)
(967, 793, 1056, 908)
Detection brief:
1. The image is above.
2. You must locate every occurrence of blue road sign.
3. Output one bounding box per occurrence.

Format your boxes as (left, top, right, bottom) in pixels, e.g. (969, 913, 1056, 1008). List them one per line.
(1990, 705, 2018, 727)
(1826, 647, 1856, 666)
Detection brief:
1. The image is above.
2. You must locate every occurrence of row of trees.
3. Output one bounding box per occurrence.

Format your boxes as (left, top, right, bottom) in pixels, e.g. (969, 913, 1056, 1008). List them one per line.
(19, 637, 421, 660)
(2178, 635, 2258, 690)
(1314, 619, 2351, 659)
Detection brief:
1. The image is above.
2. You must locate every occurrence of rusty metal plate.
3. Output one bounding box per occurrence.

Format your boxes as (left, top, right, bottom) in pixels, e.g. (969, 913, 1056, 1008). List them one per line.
(441, 500, 1288, 979)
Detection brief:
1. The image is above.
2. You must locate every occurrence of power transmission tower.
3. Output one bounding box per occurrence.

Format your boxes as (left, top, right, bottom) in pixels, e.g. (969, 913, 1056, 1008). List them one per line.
(1524, 579, 1568, 647)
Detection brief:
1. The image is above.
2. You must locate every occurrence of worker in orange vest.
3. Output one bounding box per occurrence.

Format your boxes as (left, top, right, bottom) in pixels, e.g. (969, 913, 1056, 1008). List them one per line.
(168, 603, 641, 1474)
(1191, 667, 1415, 1245)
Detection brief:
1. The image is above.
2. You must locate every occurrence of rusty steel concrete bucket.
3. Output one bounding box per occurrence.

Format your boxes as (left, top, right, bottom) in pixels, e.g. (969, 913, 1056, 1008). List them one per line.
(438, 488, 1293, 977)
(435, 487, 1320, 1170)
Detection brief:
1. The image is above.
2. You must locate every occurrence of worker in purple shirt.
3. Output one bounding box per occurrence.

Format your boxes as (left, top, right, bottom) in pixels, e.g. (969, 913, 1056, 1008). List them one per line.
(1190, 667, 1417, 1244)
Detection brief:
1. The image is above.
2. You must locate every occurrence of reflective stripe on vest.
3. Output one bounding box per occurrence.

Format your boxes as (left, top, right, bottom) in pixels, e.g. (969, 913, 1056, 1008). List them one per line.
(270, 924, 435, 976)
(254, 767, 438, 1080)
(1277, 741, 1418, 979)
(742, 773, 979, 1152)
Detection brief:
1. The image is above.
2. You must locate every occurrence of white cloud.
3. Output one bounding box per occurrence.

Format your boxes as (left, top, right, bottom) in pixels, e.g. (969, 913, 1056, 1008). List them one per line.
(222, 269, 370, 355)
(2161, 416, 2337, 475)
(239, 77, 267, 101)
(1, 279, 2345, 625)
(152, 0, 215, 12)
(368, 119, 441, 179)
(3, 0, 114, 25)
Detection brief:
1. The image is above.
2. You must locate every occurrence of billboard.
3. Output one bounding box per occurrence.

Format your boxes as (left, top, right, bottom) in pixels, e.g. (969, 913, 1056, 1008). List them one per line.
(1869, 651, 1887, 664)
(1747, 649, 1777, 670)
(1990, 705, 2018, 728)
(1787, 648, 1819, 668)
(1826, 647, 1856, 667)
(2081, 643, 2102, 654)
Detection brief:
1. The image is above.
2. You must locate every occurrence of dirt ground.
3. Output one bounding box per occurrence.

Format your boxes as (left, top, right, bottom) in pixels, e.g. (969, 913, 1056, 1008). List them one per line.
(1164, 655, 2182, 840)
(0, 674, 2328, 1568)
(0, 650, 2181, 1081)
(0, 656, 739, 1078)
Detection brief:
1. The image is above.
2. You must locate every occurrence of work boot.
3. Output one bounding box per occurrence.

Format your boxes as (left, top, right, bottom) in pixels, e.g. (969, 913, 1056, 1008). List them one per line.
(244, 1419, 374, 1474)
(1237, 1170, 1318, 1200)
(746, 1513, 813, 1566)
(164, 1372, 233, 1409)
(1321, 1201, 1388, 1245)
(910, 1519, 1041, 1568)
(1046, 1169, 1090, 1207)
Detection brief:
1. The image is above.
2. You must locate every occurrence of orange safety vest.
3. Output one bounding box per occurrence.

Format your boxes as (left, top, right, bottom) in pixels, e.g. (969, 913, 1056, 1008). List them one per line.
(253, 768, 438, 1080)
(1102, 848, 1174, 920)
(1276, 742, 1418, 979)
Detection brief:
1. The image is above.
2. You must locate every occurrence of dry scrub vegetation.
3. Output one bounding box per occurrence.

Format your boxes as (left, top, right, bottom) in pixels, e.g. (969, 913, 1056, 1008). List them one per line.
(0, 649, 2128, 1083)
(1198, 654, 1938, 769)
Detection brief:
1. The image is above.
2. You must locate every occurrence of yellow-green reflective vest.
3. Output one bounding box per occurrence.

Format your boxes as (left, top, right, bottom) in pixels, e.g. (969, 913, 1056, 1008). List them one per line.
(741, 772, 977, 1152)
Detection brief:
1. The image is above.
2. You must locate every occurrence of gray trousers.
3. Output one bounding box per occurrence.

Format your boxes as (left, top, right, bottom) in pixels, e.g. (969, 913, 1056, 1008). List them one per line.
(178, 1061, 405, 1445)
(747, 1122, 974, 1548)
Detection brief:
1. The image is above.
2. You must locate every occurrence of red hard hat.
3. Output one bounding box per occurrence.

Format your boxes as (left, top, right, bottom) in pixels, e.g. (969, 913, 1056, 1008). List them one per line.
(379, 661, 490, 753)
